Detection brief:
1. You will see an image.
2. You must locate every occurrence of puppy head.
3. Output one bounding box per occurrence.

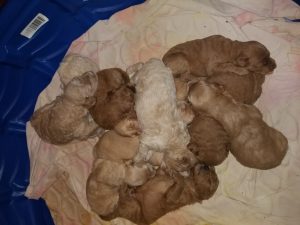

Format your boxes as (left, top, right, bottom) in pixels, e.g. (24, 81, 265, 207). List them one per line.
(64, 71, 98, 107)
(114, 118, 141, 137)
(58, 54, 99, 86)
(236, 41, 276, 75)
(98, 68, 130, 92)
(164, 148, 197, 173)
(188, 81, 225, 110)
(192, 164, 219, 200)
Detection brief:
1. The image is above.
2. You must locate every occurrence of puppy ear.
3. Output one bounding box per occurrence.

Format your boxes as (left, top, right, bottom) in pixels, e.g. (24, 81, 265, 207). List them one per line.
(116, 68, 130, 83)
(236, 55, 249, 67)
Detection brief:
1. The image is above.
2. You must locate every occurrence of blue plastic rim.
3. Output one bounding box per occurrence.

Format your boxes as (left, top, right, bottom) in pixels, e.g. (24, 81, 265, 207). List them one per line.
(0, 1, 144, 225)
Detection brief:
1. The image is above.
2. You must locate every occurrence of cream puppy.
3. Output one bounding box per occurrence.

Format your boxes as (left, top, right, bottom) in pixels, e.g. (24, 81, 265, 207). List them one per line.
(31, 72, 102, 145)
(58, 54, 99, 86)
(132, 58, 196, 173)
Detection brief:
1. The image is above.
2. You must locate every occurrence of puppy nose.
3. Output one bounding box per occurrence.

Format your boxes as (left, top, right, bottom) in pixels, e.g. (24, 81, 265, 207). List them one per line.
(268, 58, 276, 70)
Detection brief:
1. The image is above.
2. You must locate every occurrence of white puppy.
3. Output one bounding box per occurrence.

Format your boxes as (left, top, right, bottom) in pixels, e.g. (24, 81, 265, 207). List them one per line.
(132, 58, 196, 173)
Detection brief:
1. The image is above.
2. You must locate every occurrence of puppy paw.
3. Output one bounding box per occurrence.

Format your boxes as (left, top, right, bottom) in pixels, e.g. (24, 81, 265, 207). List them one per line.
(125, 164, 152, 186)
(114, 118, 141, 137)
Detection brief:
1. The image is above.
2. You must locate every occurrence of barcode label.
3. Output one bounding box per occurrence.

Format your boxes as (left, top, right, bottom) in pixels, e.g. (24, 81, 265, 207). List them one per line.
(20, 13, 49, 38)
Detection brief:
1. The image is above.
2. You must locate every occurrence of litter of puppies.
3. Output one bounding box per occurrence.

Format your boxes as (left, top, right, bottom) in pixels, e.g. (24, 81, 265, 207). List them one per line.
(30, 35, 288, 225)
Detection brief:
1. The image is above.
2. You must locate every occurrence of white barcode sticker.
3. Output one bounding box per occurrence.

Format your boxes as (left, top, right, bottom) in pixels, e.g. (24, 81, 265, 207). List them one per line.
(20, 13, 49, 38)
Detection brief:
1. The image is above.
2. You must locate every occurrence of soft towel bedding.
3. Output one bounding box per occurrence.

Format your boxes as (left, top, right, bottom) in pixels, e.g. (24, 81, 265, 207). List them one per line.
(26, 0, 300, 224)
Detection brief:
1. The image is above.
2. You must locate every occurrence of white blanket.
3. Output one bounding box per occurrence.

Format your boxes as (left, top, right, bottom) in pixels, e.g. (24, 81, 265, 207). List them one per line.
(26, 0, 300, 224)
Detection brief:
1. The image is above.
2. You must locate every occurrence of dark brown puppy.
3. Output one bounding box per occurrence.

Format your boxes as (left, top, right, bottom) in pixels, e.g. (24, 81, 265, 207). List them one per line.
(89, 68, 136, 130)
(188, 112, 230, 166)
(206, 71, 265, 104)
(162, 35, 276, 81)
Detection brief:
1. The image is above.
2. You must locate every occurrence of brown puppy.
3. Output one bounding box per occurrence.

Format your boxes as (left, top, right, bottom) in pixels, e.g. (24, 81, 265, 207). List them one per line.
(207, 71, 265, 104)
(31, 72, 102, 145)
(134, 164, 218, 225)
(89, 68, 136, 130)
(98, 164, 218, 225)
(102, 185, 146, 225)
(165, 164, 219, 208)
(188, 81, 288, 169)
(163, 35, 276, 81)
(188, 112, 230, 166)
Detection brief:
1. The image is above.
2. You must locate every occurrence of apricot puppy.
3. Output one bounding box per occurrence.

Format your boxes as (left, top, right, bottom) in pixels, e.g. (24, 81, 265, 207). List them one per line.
(207, 71, 265, 104)
(188, 81, 288, 169)
(134, 164, 219, 225)
(163, 35, 276, 81)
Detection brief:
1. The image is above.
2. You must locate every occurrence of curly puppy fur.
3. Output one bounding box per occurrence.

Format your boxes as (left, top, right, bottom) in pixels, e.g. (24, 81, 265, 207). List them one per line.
(188, 81, 288, 169)
(58, 54, 99, 86)
(207, 71, 265, 104)
(30, 72, 102, 145)
(188, 112, 230, 166)
(89, 68, 136, 130)
(163, 35, 276, 81)
(132, 58, 196, 173)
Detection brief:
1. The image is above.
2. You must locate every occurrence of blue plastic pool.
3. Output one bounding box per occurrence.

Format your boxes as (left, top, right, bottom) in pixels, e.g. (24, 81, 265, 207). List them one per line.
(0, 1, 144, 224)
